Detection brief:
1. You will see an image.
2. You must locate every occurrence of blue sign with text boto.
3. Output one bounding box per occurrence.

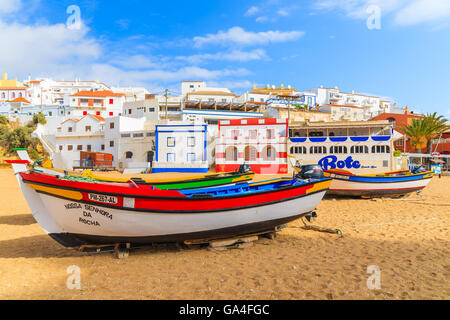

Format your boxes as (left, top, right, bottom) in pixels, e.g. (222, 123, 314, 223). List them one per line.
(318, 155, 361, 170)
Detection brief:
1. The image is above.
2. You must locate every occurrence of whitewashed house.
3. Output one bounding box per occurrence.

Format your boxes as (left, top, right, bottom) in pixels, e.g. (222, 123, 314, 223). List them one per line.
(69, 90, 125, 118)
(53, 114, 106, 168)
(153, 123, 208, 173)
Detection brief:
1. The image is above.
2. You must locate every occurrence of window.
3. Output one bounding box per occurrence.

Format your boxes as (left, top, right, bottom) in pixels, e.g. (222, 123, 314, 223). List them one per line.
(245, 146, 257, 161)
(290, 146, 307, 154)
(125, 152, 133, 159)
(167, 137, 175, 147)
(83, 111, 88, 116)
(128, 109, 132, 114)
(310, 146, 327, 154)
(187, 153, 196, 162)
(109, 99, 114, 104)
(110, 141, 114, 147)
(397, 139, 404, 147)
(267, 129, 275, 139)
(249, 130, 257, 139)
(187, 137, 195, 147)
(225, 146, 239, 161)
(96, 111, 101, 116)
(372, 145, 390, 153)
(67, 145, 73, 151)
(351, 146, 369, 154)
(77, 145, 83, 151)
(110, 122, 114, 129)
(121, 133, 131, 138)
(85, 126, 91, 132)
(109, 112, 114, 116)
(101, 144, 105, 151)
(330, 146, 347, 154)
(231, 130, 239, 140)
(87, 145, 92, 152)
(68, 127, 73, 133)
(383, 160, 389, 167)
(263, 146, 276, 161)
(59, 145, 63, 151)
(133, 133, 144, 138)
(167, 153, 176, 162)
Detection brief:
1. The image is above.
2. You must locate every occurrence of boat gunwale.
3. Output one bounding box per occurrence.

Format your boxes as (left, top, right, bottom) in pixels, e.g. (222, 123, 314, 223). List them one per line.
(324, 171, 434, 183)
(21, 173, 331, 201)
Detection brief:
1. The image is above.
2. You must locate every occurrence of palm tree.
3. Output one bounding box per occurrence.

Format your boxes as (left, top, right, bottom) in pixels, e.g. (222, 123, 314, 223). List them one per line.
(423, 113, 448, 154)
(399, 113, 448, 153)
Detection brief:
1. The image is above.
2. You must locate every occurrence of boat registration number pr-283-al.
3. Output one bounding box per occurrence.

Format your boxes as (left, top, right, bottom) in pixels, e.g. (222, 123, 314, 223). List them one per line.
(88, 193, 118, 204)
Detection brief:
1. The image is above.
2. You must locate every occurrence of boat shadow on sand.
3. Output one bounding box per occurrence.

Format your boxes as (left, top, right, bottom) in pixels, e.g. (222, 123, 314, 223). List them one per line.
(0, 213, 38, 226)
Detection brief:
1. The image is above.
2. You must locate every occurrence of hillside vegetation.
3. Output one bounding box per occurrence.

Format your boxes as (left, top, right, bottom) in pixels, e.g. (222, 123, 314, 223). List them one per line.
(0, 114, 47, 167)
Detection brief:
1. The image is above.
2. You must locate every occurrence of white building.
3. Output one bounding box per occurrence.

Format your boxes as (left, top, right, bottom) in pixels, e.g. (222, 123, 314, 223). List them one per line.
(25, 79, 110, 106)
(69, 90, 125, 118)
(288, 120, 401, 174)
(103, 116, 154, 173)
(153, 123, 209, 173)
(53, 114, 106, 168)
(304, 86, 392, 120)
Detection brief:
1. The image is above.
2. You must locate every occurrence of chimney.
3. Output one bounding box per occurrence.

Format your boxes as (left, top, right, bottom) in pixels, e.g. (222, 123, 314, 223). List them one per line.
(2, 72, 7, 80)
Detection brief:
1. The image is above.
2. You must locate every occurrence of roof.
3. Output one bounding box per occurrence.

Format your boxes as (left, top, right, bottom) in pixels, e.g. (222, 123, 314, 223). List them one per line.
(323, 104, 363, 109)
(61, 118, 80, 124)
(8, 97, 30, 104)
(88, 114, 105, 122)
(0, 86, 27, 90)
(70, 90, 125, 98)
(28, 80, 42, 84)
(187, 91, 236, 97)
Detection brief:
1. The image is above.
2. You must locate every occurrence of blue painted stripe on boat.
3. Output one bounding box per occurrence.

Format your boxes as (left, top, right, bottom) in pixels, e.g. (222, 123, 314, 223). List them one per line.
(151, 168, 209, 173)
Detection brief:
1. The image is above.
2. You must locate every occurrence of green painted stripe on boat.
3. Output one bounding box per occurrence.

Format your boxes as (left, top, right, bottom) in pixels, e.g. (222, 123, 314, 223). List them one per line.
(12, 148, 29, 151)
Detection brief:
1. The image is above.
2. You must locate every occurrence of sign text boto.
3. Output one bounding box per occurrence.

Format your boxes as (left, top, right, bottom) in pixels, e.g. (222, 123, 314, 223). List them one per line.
(318, 155, 361, 170)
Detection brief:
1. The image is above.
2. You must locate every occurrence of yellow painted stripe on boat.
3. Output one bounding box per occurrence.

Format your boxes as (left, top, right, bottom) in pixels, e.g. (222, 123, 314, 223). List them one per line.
(26, 183, 83, 201)
(231, 174, 255, 183)
(306, 180, 332, 193)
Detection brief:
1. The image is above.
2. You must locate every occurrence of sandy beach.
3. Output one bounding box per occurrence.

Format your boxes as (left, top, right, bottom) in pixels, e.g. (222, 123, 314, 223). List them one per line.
(0, 168, 448, 300)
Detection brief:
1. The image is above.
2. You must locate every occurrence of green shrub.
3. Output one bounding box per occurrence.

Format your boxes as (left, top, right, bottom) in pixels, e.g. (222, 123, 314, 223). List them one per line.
(33, 113, 47, 125)
(7, 127, 33, 149)
(0, 115, 7, 125)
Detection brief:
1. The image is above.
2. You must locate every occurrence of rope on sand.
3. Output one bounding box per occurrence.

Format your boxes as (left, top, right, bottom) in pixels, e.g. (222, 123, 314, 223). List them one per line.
(289, 218, 344, 238)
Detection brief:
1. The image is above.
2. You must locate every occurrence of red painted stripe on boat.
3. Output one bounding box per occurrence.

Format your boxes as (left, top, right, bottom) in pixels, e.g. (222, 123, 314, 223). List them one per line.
(331, 186, 425, 191)
(5, 160, 30, 164)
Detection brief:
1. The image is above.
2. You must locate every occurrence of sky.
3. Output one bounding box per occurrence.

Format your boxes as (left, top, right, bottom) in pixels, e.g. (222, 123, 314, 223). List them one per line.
(0, 0, 449, 115)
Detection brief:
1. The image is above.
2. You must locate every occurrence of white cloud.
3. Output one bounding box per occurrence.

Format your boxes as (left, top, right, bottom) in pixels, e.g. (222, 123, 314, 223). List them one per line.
(277, 9, 289, 16)
(193, 26, 305, 48)
(314, 0, 450, 27)
(176, 49, 269, 64)
(0, 0, 21, 15)
(245, 6, 259, 16)
(394, 0, 450, 26)
(0, 20, 101, 78)
(0, 6, 253, 90)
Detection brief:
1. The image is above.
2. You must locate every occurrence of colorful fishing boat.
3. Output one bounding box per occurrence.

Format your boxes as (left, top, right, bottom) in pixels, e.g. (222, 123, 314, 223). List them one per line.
(294, 164, 434, 197)
(7, 158, 332, 251)
(18, 151, 255, 190)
